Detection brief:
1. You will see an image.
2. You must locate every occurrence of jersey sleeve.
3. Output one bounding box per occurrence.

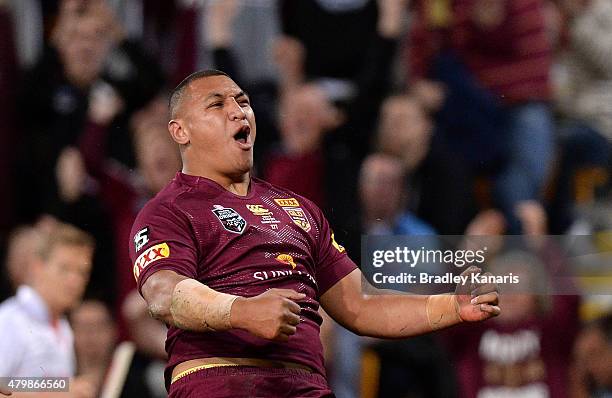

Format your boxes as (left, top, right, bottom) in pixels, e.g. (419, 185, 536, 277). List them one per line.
(310, 204, 358, 295)
(129, 201, 199, 294)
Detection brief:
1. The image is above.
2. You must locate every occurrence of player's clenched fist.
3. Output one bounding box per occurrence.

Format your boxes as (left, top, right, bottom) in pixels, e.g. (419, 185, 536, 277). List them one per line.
(230, 289, 305, 342)
(456, 266, 501, 322)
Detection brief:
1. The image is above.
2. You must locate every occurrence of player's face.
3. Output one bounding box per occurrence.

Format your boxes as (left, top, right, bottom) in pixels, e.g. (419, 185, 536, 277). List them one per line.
(180, 75, 256, 177)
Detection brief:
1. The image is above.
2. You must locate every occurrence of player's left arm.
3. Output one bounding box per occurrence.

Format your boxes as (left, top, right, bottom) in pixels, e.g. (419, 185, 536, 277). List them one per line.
(320, 265, 500, 338)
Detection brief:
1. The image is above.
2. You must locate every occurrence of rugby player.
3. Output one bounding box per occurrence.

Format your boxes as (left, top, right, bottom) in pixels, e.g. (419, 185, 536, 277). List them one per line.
(129, 70, 500, 397)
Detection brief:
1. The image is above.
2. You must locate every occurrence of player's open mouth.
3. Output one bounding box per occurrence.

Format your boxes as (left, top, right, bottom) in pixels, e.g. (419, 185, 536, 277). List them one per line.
(233, 125, 252, 149)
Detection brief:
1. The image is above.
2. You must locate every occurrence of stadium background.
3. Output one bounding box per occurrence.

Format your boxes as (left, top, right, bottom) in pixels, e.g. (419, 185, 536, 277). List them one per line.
(0, 0, 611, 396)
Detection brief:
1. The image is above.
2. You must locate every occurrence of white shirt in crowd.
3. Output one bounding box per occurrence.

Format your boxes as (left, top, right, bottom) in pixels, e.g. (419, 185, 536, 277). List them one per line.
(0, 285, 75, 377)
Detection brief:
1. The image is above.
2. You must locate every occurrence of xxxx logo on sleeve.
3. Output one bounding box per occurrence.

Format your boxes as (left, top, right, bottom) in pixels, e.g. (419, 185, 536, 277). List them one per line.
(212, 205, 247, 234)
(274, 198, 311, 232)
(133, 242, 170, 281)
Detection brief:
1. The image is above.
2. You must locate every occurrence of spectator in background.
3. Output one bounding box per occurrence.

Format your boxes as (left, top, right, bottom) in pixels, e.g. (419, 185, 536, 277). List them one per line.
(407, 0, 555, 233)
(554, 0, 612, 142)
(263, 82, 361, 254)
(16, 0, 122, 219)
(359, 153, 436, 235)
(447, 245, 579, 397)
(53, 143, 117, 306)
(571, 314, 612, 397)
(71, 299, 118, 396)
(547, 0, 612, 232)
(1, 216, 57, 303)
(0, 222, 96, 397)
(54, 93, 181, 338)
(376, 94, 477, 233)
(275, 0, 408, 158)
(16, 0, 164, 221)
(264, 83, 343, 209)
(329, 152, 456, 398)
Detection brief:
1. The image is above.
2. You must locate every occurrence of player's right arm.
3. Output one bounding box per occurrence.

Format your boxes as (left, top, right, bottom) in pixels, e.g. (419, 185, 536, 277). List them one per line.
(141, 269, 304, 341)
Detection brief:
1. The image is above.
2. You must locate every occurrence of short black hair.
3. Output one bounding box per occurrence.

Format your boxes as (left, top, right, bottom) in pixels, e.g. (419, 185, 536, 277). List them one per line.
(169, 69, 230, 118)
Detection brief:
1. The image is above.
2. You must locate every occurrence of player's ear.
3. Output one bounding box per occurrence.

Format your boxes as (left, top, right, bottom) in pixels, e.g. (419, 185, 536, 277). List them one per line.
(168, 119, 190, 145)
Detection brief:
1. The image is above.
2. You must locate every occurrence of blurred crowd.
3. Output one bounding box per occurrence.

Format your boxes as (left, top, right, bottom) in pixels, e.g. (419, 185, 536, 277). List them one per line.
(0, 0, 612, 397)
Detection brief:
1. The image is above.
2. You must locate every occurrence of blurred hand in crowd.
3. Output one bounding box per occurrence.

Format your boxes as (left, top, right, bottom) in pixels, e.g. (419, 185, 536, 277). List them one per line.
(412, 79, 446, 112)
(465, 209, 507, 236)
(278, 84, 343, 155)
(56, 147, 88, 203)
(273, 36, 306, 89)
(471, 0, 507, 28)
(206, 0, 241, 48)
(462, 209, 506, 255)
(515, 200, 548, 236)
(88, 82, 124, 126)
(377, 0, 410, 37)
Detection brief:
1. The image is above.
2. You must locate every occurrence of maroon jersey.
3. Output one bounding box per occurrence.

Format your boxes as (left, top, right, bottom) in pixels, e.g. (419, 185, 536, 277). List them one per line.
(129, 172, 356, 385)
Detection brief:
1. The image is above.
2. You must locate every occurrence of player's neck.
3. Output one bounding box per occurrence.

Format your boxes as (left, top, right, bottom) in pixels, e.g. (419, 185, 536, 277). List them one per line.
(224, 174, 251, 196)
(182, 167, 251, 196)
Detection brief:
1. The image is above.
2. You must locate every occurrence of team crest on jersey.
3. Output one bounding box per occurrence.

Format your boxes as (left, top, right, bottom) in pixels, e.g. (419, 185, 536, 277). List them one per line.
(212, 205, 247, 234)
(274, 198, 311, 232)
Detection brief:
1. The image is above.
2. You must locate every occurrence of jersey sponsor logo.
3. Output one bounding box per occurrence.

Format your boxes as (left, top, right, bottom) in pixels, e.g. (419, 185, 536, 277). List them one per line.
(274, 198, 300, 207)
(274, 198, 312, 232)
(331, 231, 346, 253)
(246, 204, 280, 229)
(133, 226, 150, 252)
(133, 242, 170, 281)
(246, 204, 270, 216)
(254, 269, 317, 286)
(212, 205, 247, 234)
(275, 254, 297, 269)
